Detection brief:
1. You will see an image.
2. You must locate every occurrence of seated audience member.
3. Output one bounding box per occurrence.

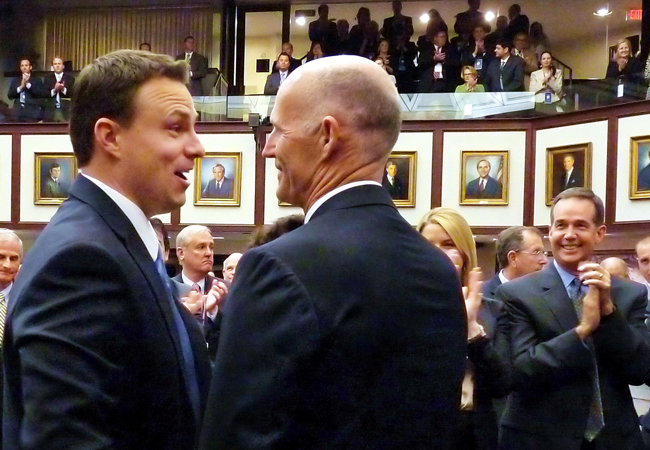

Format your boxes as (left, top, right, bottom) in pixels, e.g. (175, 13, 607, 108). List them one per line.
(635, 235, 650, 297)
(248, 214, 305, 248)
(264, 53, 291, 95)
(0, 228, 23, 301)
(335, 19, 350, 55)
(417, 28, 458, 93)
(150, 217, 170, 263)
(529, 22, 551, 61)
(498, 187, 650, 450)
(454, 0, 491, 43)
(347, 7, 372, 56)
(382, 1, 414, 51)
(512, 32, 539, 89)
(222, 253, 242, 287)
(418, 208, 511, 450)
(389, 29, 418, 93)
(606, 38, 644, 87)
(175, 36, 209, 96)
(272, 42, 301, 73)
(375, 39, 393, 73)
(455, 65, 485, 92)
(460, 23, 493, 81)
(375, 58, 397, 85)
(600, 257, 629, 279)
(44, 56, 75, 122)
(504, 4, 529, 42)
(173, 225, 227, 362)
(483, 39, 525, 92)
(8, 58, 44, 122)
(529, 51, 563, 102)
(483, 226, 547, 299)
(139, 42, 151, 51)
(485, 15, 508, 48)
(306, 42, 324, 62)
(309, 4, 338, 56)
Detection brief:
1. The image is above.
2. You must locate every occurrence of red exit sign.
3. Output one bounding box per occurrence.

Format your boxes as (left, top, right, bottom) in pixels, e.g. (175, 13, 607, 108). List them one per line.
(628, 9, 642, 20)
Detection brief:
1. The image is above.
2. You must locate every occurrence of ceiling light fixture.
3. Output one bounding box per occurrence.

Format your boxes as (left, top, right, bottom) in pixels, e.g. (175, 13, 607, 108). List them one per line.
(420, 13, 429, 23)
(485, 11, 495, 21)
(594, 7, 612, 16)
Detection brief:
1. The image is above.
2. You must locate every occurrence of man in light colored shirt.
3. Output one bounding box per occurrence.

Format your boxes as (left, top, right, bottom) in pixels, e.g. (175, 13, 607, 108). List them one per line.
(7, 58, 43, 122)
(264, 53, 291, 95)
(44, 56, 75, 122)
(4, 50, 223, 450)
(175, 36, 209, 96)
(465, 159, 503, 199)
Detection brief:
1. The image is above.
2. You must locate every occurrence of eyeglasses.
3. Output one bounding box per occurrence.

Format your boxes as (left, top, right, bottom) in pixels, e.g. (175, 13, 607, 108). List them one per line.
(515, 250, 549, 257)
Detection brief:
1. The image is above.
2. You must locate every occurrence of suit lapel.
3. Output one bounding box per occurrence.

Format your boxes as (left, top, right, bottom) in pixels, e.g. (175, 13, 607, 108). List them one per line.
(538, 264, 578, 332)
(68, 176, 187, 365)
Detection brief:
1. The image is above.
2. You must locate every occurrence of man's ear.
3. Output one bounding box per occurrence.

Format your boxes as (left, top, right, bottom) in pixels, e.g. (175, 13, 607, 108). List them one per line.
(177, 247, 185, 261)
(93, 118, 123, 161)
(320, 115, 340, 160)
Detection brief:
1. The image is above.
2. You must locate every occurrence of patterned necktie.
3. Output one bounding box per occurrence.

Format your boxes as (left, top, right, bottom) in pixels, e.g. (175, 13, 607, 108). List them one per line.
(0, 292, 6, 348)
(154, 251, 200, 423)
(567, 278, 605, 441)
(185, 53, 191, 64)
(478, 179, 485, 193)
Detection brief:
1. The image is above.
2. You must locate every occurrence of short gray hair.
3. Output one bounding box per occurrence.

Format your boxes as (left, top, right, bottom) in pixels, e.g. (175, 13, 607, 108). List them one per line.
(496, 226, 542, 269)
(176, 225, 212, 249)
(0, 229, 23, 257)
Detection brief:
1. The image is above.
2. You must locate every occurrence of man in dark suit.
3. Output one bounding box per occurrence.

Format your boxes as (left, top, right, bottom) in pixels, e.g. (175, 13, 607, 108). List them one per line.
(199, 56, 466, 450)
(554, 153, 584, 197)
(381, 160, 406, 199)
(417, 29, 459, 93)
(43, 56, 75, 122)
(465, 159, 502, 199)
(308, 4, 339, 55)
(264, 53, 291, 95)
(172, 225, 225, 362)
(272, 42, 301, 73)
(483, 39, 525, 92)
(483, 226, 547, 299)
(202, 163, 233, 198)
(504, 3, 530, 43)
(382, 1, 414, 51)
(453, 0, 491, 42)
(7, 58, 43, 122)
(175, 36, 209, 96)
(637, 149, 650, 190)
(4, 50, 216, 450)
(498, 188, 650, 450)
(41, 162, 69, 198)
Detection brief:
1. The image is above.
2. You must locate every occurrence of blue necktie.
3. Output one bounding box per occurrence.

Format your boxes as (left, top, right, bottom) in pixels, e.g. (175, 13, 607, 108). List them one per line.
(154, 251, 200, 422)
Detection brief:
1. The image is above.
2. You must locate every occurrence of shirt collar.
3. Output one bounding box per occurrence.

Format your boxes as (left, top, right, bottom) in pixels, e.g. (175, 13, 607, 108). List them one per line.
(181, 271, 205, 292)
(1, 282, 12, 300)
(304, 181, 381, 224)
(553, 260, 586, 295)
(498, 270, 509, 284)
(501, 56, 510, 64)
(81, 173, 160, 261)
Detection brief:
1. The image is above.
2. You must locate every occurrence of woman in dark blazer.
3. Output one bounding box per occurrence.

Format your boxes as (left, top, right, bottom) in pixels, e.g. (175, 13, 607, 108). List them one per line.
(418, 207, 511, 450)
(606, 38, 644, 87)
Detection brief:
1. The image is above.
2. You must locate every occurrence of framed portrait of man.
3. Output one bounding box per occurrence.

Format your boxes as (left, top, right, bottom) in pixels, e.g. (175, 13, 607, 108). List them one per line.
(381, 151, 417, 207)
(194, 152, 242, 206)
(545, 143, 592, 205)
(34, 153, 77, 205)
(630, 135, 650, 200)
(460, 151, 508, 205)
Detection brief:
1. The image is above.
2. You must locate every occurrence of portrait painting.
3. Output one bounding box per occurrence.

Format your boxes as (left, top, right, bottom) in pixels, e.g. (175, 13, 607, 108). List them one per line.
(34, 153, 77, 205)
(194, 152, 242, 206)
(630, 135, 650, 200)
(381, 151, 417, 207)
(545, 143, 592, 205)
(460, 151, 509, 205)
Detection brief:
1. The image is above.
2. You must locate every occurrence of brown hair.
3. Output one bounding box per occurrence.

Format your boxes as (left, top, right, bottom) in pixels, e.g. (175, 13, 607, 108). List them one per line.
(551, 187, 605, 226)
(69, 50, 188, 167)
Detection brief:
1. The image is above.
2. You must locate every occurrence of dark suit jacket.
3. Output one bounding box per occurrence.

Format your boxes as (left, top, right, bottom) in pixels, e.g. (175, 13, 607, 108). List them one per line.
(263, 72, 288, 95)
(199, 185, 467, 450)
(497, 265, 650, 450)
(175, 52, 209, 96)
(202, 177, 233, 198)
(466, 176, 502, 199)
(417, 41, 460, 93)
(308, 19, 339, 55)
(483, 55, 525, 92)
(41, 177, 69, 198)
(3, 176, 211, 450)
(381, 173, 407, 200)
(172, 274, 223, 362)
(43, 72, 75, 110)
(554, 168, 583, 197)
(504, 14, 530, 42)
(7, 76, 44, 121)
(382, 15, 414, 48)
(482, 273, 502, 300)
(638, 163, 650, 191)
(272, 57, 301, 74)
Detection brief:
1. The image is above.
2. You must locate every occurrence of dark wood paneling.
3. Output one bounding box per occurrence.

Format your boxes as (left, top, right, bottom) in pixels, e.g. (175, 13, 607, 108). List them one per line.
(523, 123, 535, 226)
(431, 129, 443, 209)
(605, 116, 619, 225)
(11, 133, 21, 224)
(254, 129, 267, 226)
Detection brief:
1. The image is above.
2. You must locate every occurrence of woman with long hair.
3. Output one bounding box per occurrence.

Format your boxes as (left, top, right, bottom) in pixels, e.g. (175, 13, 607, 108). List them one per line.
(375, 39, 393, 74)
(606, 38, 644, 85)
(417, 207, 510, 450)
(529, 51, 563, 101)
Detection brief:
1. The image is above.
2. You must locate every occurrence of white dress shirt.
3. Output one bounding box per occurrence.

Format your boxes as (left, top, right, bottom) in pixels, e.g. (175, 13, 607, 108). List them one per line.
(304, 181, 381, 223)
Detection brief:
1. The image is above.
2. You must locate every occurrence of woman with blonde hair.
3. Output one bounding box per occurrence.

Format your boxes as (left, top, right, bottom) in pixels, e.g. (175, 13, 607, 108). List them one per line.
(606, 38, 644, 86)
(455, 65, 485, 93)
(417, 207, 510, 450)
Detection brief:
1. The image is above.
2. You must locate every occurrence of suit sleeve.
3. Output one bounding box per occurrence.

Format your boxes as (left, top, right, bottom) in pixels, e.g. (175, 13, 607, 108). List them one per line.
(504, 59, 524, 92)
(529, 71, 542, 93)
(199, 248, 321, 449)
(193, 55, 208, 80)
(499, 284, 593, 389)
(11, 244, 136, 449)
(62, 75, 75, 98)
(7, 79, 19, 99)
(592, 283, 650, 385)
(263, 75, 275, 95)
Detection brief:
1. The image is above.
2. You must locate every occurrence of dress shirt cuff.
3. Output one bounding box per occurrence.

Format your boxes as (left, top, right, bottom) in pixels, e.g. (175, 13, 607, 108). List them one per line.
(207, 306, 218, 321)
(62, 87, 67, 95)
(26, 82, 31, 89)
(51, 89, 56, 97)
(17, 86, 23, 93)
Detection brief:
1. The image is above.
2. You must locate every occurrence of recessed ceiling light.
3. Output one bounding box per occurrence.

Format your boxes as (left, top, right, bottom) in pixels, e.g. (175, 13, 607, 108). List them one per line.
(420, 13, 429, 23)
(594, 7, 612, 16)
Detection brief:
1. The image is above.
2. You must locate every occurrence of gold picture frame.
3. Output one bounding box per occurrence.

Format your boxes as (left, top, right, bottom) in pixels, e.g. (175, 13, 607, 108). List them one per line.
(545, 143, 592, 206)
(630, 135, 650, 200)
(194, 152, 242, 206)
(460, 151, 508, 205)
(381, 151, 417, 207)
(34, 153, 77, 205)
